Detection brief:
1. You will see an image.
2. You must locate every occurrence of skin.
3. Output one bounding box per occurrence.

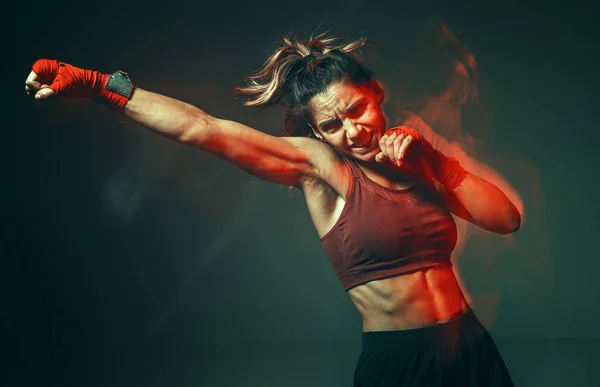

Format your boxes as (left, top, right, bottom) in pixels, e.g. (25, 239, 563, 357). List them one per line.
(306, 80, 521, 331)
(309, 80, 420, 185)
(25, 68, 519, 332)
(307, 80, 470, 330)
(400, 62, 527, 325)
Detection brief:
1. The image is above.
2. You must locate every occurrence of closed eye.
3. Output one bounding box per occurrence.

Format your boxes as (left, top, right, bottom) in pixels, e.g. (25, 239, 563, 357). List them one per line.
(322, 119, 342, 132)
(346, 102, 366, 117)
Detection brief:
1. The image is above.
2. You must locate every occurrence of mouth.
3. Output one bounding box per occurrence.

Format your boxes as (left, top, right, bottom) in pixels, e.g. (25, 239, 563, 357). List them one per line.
(352, 133, 374, 149)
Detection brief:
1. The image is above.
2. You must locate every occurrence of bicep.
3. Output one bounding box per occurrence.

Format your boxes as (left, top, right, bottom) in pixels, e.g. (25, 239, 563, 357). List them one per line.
(192, 117, 320, 187)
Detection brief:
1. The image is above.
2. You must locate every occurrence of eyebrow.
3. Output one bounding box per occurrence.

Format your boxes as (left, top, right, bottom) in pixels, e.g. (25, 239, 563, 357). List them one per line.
(318, 117, 338, 129)
(317, 98, 366, 129)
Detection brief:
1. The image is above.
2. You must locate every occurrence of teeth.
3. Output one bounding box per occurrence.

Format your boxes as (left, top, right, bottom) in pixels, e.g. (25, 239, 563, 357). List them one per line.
(355, 138, 371, 148)
(353, 133, 373, 148)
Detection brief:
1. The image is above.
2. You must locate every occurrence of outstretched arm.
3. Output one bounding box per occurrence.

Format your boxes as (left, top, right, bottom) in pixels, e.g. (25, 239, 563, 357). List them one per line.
(25, 60, 326, 188)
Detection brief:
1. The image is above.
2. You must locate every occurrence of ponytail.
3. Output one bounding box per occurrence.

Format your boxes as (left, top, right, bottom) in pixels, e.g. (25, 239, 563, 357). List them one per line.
(235, 33, 375, 136)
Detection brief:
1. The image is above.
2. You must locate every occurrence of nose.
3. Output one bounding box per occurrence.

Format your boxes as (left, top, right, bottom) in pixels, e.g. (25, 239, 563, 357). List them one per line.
(343, 119, 364, 142)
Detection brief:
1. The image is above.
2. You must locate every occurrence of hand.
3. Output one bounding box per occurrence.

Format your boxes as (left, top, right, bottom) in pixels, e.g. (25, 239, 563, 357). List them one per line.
(24, 59, 131, 110)
(375, 126, 428, 169)
(25, 59, 59, 100)
(25, 59, 106, 100)
(25, 59, 86, 99)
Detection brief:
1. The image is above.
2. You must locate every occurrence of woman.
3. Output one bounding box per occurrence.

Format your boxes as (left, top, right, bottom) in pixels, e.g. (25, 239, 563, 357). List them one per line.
(25, 33, 519, 386)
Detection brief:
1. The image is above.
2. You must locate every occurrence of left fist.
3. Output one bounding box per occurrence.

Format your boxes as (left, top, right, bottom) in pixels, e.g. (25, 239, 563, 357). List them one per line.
(375, 126, 430, 168)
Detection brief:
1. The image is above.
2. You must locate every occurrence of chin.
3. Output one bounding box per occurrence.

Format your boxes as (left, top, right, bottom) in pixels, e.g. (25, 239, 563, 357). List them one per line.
(350, 147, 378, 162)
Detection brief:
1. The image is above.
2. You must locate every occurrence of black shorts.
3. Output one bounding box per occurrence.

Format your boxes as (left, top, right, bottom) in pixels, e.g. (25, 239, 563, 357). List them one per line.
(354, 309, 514, 387)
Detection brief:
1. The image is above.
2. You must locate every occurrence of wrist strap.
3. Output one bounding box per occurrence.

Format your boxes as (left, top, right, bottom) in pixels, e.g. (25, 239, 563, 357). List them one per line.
(105, 71, 134, 98)
(434, 154, 467, 191)
(96, 70, 134, 111)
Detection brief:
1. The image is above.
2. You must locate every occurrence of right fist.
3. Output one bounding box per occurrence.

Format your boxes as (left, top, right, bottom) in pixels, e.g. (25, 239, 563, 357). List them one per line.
(25, 59, 106, 100)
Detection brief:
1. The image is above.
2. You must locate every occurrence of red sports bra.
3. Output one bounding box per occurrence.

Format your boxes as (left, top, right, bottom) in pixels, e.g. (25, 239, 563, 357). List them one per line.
(320, 156, 458, 291)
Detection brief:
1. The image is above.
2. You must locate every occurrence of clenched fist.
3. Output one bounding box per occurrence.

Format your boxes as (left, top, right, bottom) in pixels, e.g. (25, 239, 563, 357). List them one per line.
(25, 59, 133, 110)
(375, 126, 431, 170)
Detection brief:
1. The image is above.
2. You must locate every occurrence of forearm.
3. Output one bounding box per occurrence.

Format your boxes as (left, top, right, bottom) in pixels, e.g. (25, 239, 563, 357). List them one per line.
(430, 137, 525, 224)
(445, 171, 521, 235)
(402, 112, 524, 221)
(123, 88, 212, 144)
(406, 119, 522, 234)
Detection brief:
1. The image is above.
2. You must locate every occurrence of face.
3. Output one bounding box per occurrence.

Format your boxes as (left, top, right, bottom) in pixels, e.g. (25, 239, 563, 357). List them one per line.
(308, 80, 387, 161)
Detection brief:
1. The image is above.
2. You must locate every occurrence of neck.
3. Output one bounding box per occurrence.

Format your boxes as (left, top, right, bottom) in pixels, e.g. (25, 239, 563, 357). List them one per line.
(355, 158, 419, 189)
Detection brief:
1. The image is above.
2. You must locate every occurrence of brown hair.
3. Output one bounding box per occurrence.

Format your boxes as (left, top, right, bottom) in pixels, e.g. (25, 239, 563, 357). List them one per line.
(235, 33, 375, 137)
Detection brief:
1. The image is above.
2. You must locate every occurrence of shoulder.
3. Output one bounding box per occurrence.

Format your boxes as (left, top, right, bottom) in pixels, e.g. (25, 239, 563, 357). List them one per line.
(281, 136, 351, 199)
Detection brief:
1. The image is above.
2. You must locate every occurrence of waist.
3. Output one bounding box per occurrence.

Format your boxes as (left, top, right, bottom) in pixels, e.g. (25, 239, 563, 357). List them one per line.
(361, 307, 484, 353)
(340, 257, 453, 292)
(348, 265, 469, 331)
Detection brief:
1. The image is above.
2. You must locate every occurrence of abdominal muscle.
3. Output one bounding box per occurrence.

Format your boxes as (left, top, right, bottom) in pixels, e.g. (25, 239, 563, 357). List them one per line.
(348, 264, 470, 331)
(301, 158, 470, 332)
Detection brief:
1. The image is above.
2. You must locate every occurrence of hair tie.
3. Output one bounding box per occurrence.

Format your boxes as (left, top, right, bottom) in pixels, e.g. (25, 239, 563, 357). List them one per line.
(302, 54, 316, 64)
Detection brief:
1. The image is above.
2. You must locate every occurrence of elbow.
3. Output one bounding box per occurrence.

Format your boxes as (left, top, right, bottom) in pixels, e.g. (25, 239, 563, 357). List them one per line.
(495, 198, 522, 235)
(507, 203, 523, 234)
(511, 213, 522, 233)
(496, 211, 522, 235)
(510, 213, 522, 233)
(498, 222, 520, 235)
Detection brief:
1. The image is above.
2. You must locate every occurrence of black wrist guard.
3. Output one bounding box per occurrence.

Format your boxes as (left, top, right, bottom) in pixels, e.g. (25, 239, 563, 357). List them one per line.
(105, 70, 134, 98)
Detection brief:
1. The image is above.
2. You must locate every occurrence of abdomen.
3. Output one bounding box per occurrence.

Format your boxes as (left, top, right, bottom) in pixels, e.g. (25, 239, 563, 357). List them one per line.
(348, 265, 469, 331)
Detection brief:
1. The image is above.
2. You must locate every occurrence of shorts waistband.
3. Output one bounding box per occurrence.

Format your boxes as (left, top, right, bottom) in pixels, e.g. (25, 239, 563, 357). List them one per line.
(361, 308, 484, 353)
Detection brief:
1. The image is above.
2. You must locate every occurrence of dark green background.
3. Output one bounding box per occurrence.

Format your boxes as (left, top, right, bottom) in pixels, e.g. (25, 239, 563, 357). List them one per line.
(3, 1, 598, 386)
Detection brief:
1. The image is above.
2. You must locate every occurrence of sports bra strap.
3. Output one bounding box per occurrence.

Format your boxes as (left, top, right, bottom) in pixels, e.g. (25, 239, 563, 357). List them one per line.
(340, 154, 365, 182)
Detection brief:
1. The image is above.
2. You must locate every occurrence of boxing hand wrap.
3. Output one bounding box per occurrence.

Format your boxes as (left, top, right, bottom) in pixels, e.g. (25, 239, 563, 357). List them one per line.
(425, 150, 468, 191)
(31, 59, 134, 111)
(390, 126, 467, 191)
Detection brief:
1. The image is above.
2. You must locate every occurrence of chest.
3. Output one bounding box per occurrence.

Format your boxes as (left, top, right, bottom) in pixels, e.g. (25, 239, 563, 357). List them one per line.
(340, 183, 457, 258)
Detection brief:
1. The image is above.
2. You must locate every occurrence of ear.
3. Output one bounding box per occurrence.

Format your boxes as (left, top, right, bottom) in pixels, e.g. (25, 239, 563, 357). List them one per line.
(308, 123, 326, 141)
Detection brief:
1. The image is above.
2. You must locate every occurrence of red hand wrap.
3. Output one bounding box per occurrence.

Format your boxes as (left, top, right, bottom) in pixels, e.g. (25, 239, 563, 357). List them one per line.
(389, 126, 467, 190)
(31, 59, 131, 110)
